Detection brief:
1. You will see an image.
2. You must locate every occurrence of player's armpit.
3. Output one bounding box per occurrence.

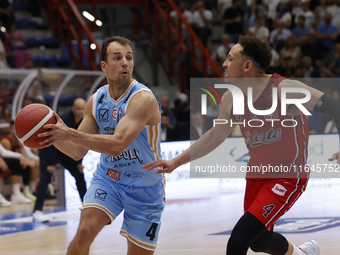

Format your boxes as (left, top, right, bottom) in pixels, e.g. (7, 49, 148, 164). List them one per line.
(112, 91, 160, 155)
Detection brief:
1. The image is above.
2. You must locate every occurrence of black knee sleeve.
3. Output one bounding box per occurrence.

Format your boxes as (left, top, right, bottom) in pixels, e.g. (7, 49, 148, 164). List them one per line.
(250, 231, 288, 255)
(227, 212, 266, 255)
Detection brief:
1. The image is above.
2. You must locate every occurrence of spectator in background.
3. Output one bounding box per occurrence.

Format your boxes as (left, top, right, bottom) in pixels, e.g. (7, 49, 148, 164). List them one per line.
(301, 55, 320, 79)
(23, 58, 46, 104)
(160, 95, 175, 133)
(223, 0, 245, 44)
(314, 0, 328, 27)
(206, 40, 218, 77)
(160, 111, 175, 142)
(216, 34, 234, 67)
(274, 1, 292, 28)
(269, 19, 292, 52)
(170, 1, 192, 45)
(290, 0, 303, 19)
(279, 35, 301, 77)
(0, 123, 37, 204)
(172, 92, 190, 123)
(247, 15, 269, 41)
(191, 0, 212, 46)
(301, 30, 329, 64)
(316, 12, 339, 51)
(245, 1, 258, 28)
(262, 0, 282, 30)
(190, 112, 205, 140)
(217, 0, 232, 16)
(0, 37, 9, 69)
(326, 0, 340, 30)
(325, 41, 340, 77)
(280, 35, 301, 66)
(33, 98, 87, 223)
(0, 0, 14, 30)
(292, 15, 312, 45)
(0, 156, 11, 206)
(5, 23, 32, 68)
(324, 90, 340, 133)
(295, 0, 315, 28)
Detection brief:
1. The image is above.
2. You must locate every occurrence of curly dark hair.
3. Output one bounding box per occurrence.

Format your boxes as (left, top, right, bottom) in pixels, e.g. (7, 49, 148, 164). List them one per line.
(100, 36, 132, 62)
(238, 35, 272, 71)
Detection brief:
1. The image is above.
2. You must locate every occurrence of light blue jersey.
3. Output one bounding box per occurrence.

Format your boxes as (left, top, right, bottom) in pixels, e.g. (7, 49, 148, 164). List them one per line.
(85, 80, 165, 250)
(91, 79, 162, 187)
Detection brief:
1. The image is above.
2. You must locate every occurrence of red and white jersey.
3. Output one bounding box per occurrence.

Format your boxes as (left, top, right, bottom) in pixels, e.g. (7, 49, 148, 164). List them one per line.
(231, 73, 309, 178)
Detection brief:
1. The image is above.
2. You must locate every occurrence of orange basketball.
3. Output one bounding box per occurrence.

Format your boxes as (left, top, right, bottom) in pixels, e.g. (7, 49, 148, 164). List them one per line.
(14, 104, 57, 149)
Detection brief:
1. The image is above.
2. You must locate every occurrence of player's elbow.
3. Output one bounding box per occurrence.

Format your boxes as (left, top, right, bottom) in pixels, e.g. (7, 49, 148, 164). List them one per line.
(71, 154, 84, 161)
(109, 144, 124, 157)
(70, 148, 88, 161)
(71, 152, 86, 161)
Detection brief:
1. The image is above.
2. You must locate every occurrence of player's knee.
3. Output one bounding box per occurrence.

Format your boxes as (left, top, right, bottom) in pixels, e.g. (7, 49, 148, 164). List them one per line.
(76, 225, 95, 243)
(250, 241, 267, 253)
(227, 234, 249, 254)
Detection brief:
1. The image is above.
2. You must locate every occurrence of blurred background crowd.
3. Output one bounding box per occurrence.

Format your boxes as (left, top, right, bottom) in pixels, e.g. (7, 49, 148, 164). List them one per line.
(0, 0, 338, 141)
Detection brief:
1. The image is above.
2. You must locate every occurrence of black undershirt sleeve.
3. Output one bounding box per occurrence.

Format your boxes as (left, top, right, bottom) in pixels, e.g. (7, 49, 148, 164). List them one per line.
(313, 94, 340, 141)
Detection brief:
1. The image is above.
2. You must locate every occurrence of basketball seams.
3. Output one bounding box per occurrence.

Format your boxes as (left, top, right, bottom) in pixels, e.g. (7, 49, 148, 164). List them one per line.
(17, 108, 54, 144)
(15, 105, 47, 133)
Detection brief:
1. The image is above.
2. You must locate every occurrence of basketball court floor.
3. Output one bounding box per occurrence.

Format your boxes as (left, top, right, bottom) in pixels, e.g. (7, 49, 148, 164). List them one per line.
(0, 178, 340, 255)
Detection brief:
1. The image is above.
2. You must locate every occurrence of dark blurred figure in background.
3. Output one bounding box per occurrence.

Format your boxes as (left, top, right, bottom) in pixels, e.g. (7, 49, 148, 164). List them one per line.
(33, 98, 87, 223)
(0, 0, 14, 30)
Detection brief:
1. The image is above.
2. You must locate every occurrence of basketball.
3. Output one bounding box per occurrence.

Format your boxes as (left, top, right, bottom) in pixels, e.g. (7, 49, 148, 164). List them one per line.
(14, 104, 57, 149)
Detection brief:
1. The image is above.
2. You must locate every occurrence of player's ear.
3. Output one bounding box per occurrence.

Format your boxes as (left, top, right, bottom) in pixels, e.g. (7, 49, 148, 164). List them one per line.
(244, 60, 253, 73)
(100, 61, 107, 72)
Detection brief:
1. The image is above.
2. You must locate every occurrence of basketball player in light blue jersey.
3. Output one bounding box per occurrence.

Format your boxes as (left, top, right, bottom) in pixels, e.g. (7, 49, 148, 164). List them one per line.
(39, 36, 164, 255)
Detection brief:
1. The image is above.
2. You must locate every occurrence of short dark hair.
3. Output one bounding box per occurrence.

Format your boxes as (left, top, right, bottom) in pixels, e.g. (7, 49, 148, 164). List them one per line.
(238, 35, 272, 71)
(100, 36, 132, 62)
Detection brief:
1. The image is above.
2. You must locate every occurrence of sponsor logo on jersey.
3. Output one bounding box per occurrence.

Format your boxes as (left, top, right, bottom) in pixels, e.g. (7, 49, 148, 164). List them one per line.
(99, 109, 109, 122)
(145, 213, 161, 221)
(105, 148, 144, 164)
(103, 126, 115, 135)
(94, 189, 108, 201)
(112, 109, 117, 120)
(118, 107, 124, 118)
(106, 168, 121, 180)
(146, 205, 164, 211)
(244, 128, 282, 147)
(272, 183, 287, 196)
(123, 171, 145, 179)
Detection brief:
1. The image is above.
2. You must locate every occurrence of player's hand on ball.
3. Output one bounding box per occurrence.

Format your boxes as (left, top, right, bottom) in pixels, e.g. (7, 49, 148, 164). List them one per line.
(142, 159, 175, 174)
(38, 112, 68, 146)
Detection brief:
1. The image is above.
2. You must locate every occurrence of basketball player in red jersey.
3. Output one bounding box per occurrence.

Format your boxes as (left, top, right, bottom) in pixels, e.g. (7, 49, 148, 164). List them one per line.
(143, 36, 340, 255)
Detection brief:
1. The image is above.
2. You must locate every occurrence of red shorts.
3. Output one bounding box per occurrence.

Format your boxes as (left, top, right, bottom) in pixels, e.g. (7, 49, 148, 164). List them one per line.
(244, 177, 308, 231)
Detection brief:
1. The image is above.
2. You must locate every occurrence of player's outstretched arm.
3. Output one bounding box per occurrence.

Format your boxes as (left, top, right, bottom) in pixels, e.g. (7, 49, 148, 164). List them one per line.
(279, 79, 340, 163)
(143, 91, 236, 174)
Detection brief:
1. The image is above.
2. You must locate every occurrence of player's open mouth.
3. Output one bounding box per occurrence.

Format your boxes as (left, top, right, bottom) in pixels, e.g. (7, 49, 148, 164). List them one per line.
(122, 71, 128, 75)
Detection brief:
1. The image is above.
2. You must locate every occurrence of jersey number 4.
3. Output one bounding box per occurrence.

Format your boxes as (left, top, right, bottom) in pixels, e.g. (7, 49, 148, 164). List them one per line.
(263, 204, 275, 218)
(146, 223, 159, 241)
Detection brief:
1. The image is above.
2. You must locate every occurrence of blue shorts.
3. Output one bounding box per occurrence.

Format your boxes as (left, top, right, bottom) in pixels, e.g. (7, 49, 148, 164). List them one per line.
(82, 172, 165, 251)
